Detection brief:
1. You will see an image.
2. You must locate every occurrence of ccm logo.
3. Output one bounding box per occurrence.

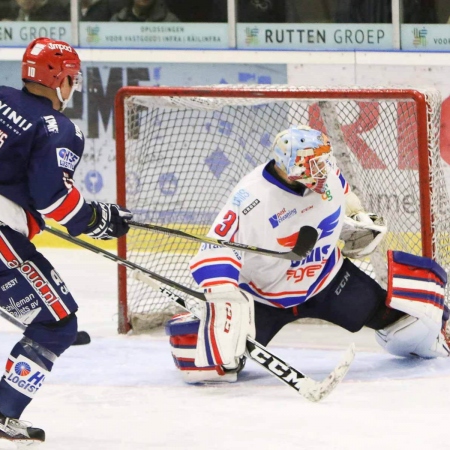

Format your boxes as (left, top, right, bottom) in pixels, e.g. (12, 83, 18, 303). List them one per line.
(224, 302, 232, 333)
(335, 271, 351, 295)
(248, 345, 305, 390)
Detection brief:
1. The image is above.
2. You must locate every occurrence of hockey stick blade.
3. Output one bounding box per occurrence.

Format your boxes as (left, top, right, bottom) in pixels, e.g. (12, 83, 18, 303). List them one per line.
(128, 221, 318, 261)
(72, 330, 92, 345)
(296, 343, 355, 402)
(245, 339, 354, 402)
(45, 225, 353, 402)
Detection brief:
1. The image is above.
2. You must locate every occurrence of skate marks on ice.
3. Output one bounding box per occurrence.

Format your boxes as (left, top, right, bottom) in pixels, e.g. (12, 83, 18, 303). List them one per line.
(0, 332, 448, 388)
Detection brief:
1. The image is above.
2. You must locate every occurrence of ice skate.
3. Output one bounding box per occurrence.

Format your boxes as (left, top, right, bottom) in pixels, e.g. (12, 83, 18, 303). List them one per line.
(0, 413, 45, 447)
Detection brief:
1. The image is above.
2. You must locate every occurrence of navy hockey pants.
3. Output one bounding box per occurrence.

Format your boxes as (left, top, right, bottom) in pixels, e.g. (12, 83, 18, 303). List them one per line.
(0, 226, 78, 325)
(253, 258, 405, 346)
(0, 225, 79, 417)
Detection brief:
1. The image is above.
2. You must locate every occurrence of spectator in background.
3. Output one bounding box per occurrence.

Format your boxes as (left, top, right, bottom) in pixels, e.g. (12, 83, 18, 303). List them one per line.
(403, 0, 438, 23)
(334, 0, 438, 24)
(80, 0, 127, 21)
(111, 0, 179, 21)
(165, 0, 213, 22)
(212, 0, 285, 22)
(13, 0, 70, 21)
(334, 0, 390, 23)
(0, 0, 16, 20)
(285, 0, 333, 22)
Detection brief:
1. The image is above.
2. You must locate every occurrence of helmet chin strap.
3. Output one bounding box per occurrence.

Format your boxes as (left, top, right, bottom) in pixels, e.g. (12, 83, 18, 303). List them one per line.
(56, 85, 76, 112)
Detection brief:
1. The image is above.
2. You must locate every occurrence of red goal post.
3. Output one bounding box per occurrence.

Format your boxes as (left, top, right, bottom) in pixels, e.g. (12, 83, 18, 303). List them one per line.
(115, 85, 450, 334)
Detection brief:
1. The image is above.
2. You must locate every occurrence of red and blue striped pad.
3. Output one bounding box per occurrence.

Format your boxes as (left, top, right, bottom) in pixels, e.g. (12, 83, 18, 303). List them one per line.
(387, 250, 447, 319)
(164, 313, 200, 337)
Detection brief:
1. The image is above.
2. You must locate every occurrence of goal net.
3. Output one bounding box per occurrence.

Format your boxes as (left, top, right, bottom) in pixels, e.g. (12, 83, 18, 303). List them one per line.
(115, 85, 450, 334)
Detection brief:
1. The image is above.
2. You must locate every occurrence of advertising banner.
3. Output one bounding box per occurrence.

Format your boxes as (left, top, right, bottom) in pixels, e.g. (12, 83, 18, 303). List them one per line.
(237, 23, 393, 50)
(79, 22, 228, 49)
(401, 24, 450, 51)
(0, 22, 70, 46)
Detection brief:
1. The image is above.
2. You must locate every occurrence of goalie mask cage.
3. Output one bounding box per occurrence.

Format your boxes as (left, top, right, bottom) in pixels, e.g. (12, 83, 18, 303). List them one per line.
(115, 85, 450, 335)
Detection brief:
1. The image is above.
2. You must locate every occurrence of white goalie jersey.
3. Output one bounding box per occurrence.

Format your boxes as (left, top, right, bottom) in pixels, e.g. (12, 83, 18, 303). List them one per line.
(189, 161, 350, 309)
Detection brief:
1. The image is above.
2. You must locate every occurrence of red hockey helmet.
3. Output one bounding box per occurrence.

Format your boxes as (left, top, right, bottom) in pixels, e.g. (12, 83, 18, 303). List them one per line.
(22, 37, 81, 91)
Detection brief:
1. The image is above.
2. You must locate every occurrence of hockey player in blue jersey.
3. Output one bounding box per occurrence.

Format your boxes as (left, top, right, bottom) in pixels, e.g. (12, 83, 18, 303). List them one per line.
(166, 125, 449, 384)
(0, 37, 133, 445)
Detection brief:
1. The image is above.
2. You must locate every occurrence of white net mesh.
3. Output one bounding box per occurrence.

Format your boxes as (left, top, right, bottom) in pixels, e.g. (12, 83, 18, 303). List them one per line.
(116, 85, 450, 333)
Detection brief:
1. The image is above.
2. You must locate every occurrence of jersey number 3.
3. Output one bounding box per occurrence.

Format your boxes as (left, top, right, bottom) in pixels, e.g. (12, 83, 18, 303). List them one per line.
(214, 210, 237, 237)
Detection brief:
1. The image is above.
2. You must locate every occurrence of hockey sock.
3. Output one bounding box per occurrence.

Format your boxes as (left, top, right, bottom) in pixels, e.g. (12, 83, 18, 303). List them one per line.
(0, 337, 55, 418)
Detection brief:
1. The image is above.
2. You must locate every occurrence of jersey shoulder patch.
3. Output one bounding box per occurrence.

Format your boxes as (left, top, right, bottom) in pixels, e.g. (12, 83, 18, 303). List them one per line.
(56, 147, 80, 171)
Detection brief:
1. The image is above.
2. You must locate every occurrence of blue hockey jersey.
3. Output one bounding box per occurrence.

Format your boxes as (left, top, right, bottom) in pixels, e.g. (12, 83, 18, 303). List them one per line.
(0, 86, 93, 239)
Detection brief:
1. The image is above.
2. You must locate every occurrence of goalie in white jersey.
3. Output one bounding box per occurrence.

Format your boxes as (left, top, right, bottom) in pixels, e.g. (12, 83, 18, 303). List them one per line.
(165, 125, 450, 383)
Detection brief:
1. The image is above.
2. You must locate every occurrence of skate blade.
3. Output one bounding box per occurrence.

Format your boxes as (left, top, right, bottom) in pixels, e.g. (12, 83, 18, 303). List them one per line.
(15, 439, 43, 448)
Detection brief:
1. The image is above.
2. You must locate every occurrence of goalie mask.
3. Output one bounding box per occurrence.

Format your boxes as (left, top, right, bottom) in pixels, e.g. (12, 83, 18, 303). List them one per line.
(22, 37, 82, 112)
(272, 125, 332, 193)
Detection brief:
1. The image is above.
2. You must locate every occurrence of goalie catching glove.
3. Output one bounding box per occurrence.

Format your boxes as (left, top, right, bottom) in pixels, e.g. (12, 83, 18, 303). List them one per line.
(84, 201, 133, 240)
(340, 212, 387, 259)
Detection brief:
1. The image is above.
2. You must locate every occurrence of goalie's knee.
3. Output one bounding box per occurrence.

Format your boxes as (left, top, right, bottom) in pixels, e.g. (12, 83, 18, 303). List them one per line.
(165, 312, 240, 384)
(375, 315, 450, 358)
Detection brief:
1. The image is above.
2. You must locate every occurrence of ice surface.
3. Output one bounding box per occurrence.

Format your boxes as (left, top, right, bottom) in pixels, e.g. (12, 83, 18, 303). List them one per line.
(0, 248, 449, 450)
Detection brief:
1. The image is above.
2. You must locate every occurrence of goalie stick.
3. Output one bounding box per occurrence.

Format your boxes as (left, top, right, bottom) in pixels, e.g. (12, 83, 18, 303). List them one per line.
(0, 304, 91, 346)
(45, 225, 355, 402)
(132, 270, 355, 402)
(128, 221, 319, 261)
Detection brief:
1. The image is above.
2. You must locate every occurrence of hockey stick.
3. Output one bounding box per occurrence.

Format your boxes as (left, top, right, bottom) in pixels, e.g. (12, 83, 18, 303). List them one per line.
(133, 270, 355, 402)
(45, 225, 355, 402)
(0, 303, 91, 346)
(128, 221, 319, 261)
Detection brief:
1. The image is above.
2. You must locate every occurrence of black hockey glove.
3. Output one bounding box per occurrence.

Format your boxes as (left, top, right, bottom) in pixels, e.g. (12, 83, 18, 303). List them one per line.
(84, 201, 133, 240)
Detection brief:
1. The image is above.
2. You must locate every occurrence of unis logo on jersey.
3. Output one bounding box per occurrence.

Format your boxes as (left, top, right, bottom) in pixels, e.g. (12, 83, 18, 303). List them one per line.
(269, 207, 297, 228)
(232, 189, 250, 207)
(15, 362, 31, 377)
(56, 148, 79, 171)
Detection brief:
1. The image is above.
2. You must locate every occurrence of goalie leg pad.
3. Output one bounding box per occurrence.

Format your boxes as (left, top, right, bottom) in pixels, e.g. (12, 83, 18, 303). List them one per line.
(195, 285, 255, 370)
(376, 251, 449, 358)
(386, 250, 447, 324)
(375, 314, 450, 358)
(165, 313, 237, 384)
